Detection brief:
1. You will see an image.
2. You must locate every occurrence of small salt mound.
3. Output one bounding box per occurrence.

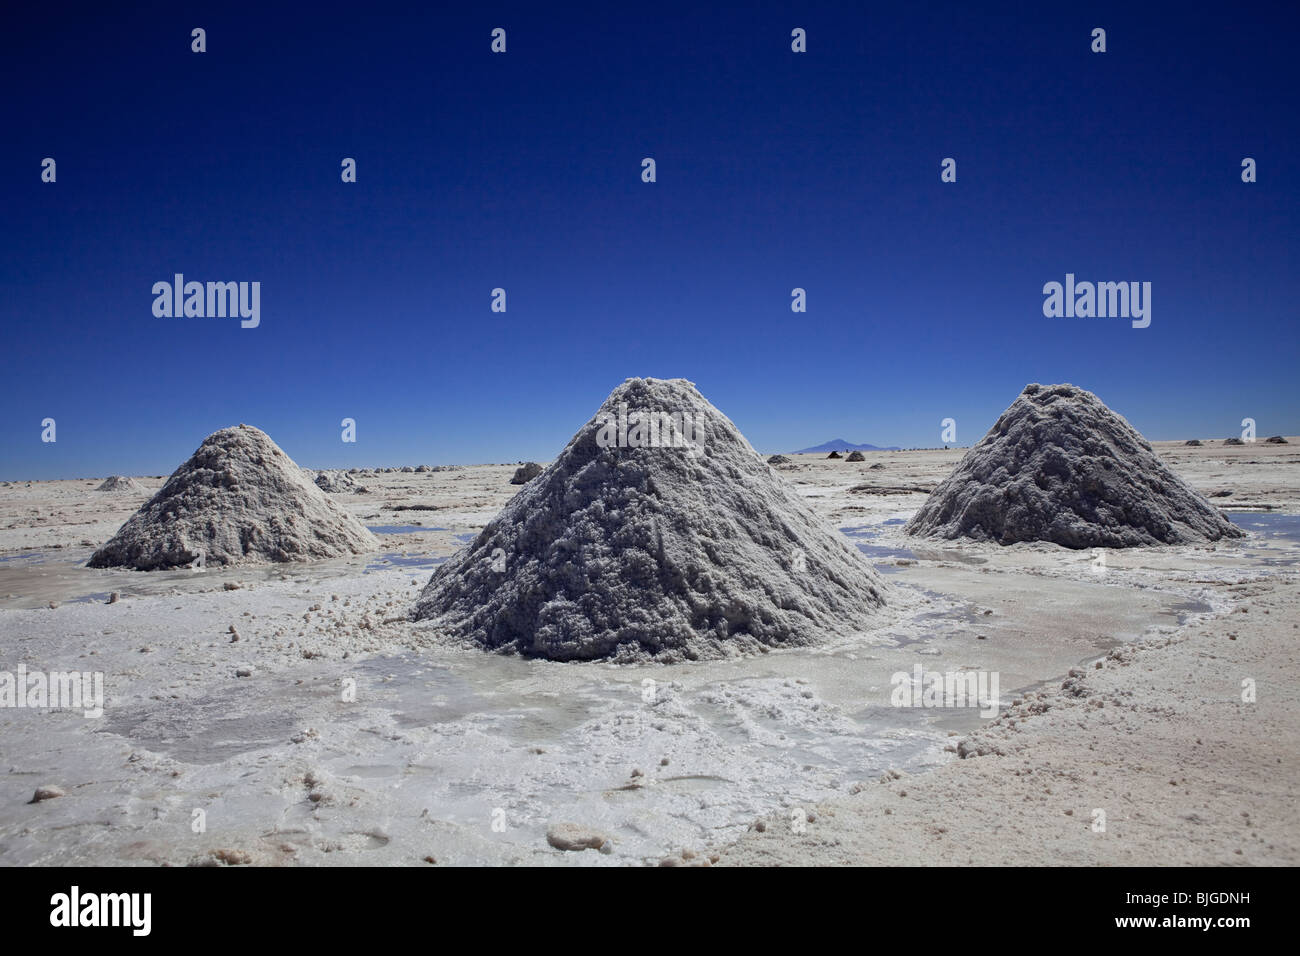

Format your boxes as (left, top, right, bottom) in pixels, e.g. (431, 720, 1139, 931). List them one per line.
(905, 383, 1244, 549)
(414, 377, 891, 662)
(845, 451, 866, 462)
(766, 454, 791, 465)
(510, 462, 543, 484)
(826, 451, 842, 459)
(88, 425, 378, 570)
(314, 470, 368, 494)
(95, 476, 145, 493)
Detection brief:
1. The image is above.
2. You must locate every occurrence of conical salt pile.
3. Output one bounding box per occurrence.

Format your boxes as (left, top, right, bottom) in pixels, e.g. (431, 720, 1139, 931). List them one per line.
(313, 469, 368, 494)
(95, 476, 145, 493)
(906, 384, 1244, 548)
(88, 425, 378, 570)
(414, 378, 890, 661)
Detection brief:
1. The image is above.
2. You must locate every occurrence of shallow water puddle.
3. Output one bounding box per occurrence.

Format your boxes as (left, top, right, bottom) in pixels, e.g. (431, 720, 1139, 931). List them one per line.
(367, 525, 447, 534)
(0, 552, 45, 564)
(840, 524, 917, 568)
(1229, 512, 1300, 540)
(1225, 512, 1300, 567)
(364, 553, 446, 573)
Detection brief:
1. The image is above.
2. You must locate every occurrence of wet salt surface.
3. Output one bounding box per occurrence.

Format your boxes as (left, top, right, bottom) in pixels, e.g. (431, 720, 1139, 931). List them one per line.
(1, 510, 1294, 865)
(132, 646, 957, 863)
(364, 553, 447, 572)
(0, 548, 417, 610)
(69, 591, 113, 604)
(367, 525, 447, 534)
(1165, 599, 1215, 623)
(64, 624, 969, 865)
(1230, 512, 1300, 540)
(1228, 512, 1300, 566)
(0, 552, 44, 564)
(8, 551, 1152, 865)
(841, 525, 917, 566)
(148, 565, 1202, 865)
(841, 524, 987, 569)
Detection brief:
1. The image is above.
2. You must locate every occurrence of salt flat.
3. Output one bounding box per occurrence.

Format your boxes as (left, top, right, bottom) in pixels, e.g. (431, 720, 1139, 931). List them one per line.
(0, 439, 1296, 866)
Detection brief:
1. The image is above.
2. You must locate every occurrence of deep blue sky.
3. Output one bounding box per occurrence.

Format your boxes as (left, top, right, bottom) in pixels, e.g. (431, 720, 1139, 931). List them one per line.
(2, 1, 1296, 479)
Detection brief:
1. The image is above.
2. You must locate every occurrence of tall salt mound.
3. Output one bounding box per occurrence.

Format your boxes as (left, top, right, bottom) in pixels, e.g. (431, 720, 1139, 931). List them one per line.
(905, 384, 1244, 548)
(88, 425, 378, 570)
(414, 377, 890, 662)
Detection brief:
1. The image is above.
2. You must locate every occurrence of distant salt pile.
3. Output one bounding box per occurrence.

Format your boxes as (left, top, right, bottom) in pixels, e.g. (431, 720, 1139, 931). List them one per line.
(1266, 436, 1289, 444)
(845, 451, 866, 462)
(414, 377, 891, 662)
(314, 469, 368, 494)
(88, 425, 378, 570)
(510, 462, 543, 484)
(1224, 438, 1245, 446)
(826, 451, 842, 460)
(1184, 439, 1203, 446)
(767, 454, 791, 465)
(905, 384, 1244, 549)
(95, 476, 145, 493)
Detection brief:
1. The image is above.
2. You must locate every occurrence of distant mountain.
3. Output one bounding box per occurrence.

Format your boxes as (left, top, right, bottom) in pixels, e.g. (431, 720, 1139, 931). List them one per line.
(792, 439, 901, 454)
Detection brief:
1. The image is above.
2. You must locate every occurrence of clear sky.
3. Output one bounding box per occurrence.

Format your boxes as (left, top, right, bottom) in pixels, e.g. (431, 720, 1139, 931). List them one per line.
(2, 1, 1296, 479)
